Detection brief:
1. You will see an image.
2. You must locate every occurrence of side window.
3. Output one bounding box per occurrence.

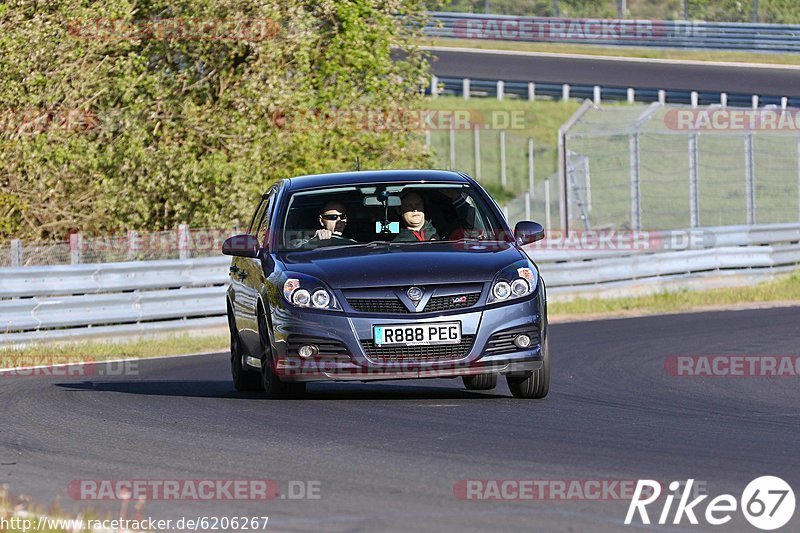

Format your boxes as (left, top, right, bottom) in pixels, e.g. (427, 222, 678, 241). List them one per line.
(247, 196, 269, 235)
(254, 190, 277, 248)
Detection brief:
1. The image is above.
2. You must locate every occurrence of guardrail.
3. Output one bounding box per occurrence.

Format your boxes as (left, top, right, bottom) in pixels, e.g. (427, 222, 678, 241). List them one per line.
(1, 224, 798, 344)
(432, 76, 799, 108)
(428, 12, 800, 53)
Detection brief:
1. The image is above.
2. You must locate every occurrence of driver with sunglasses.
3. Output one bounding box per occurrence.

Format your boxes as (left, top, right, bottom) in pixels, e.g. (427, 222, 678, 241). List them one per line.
(310, 201, 356, 244)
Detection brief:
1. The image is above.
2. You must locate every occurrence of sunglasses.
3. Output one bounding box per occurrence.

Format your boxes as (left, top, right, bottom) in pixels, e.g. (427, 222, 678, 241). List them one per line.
(321, 213, 347, 221)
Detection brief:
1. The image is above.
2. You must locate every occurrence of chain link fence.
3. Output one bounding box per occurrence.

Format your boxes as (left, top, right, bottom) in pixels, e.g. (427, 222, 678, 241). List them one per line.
(563, 102, 800, 231)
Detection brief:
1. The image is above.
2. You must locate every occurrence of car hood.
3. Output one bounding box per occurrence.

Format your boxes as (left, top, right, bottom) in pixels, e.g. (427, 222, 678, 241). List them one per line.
(276, 241, 526, 289)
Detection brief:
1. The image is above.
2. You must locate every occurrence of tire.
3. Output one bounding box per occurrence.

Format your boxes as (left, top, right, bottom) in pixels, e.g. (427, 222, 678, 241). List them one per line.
(506, 337, 550, 399)
(462, 373, 498, 391)
(230, 319, 262, 392)
(258, 308, 306, 399)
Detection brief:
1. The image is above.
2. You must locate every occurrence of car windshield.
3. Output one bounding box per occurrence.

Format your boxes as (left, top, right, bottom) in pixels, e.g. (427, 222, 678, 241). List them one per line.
(277, 183, 507, 251)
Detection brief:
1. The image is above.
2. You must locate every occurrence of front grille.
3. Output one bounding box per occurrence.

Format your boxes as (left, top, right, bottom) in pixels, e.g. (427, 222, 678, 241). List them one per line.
(286, 335, 351, 357)
(361, 335, 475, 363)
(484, 327, 540, 356)
(424, 292, 480, 312)
(347, 298, 409, 314)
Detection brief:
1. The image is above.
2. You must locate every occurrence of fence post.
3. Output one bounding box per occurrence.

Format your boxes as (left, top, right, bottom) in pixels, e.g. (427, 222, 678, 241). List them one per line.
(689, 133, 700, 228)
(745, 133, 756, 224)
(752, 95, 759, 109)
(500, 129, 507, 188)
(545, 178, 552, 230)
(449, 120, 456, 169)
(528, 138, 535, 196)
(473, 124, 481, 181)
(127, 230, 140, 260)
(69, 233, 83, 264)
(658, 90, 666, 104)
(431, 75, 438, 98)
(691, 91, 698, 108)
(178, 224, 190, 260)
(528, 82, 535, 102)
(462, 78, 470, 100)
(781, 97, 788, 110)
(629, 133, 641, 230)
(497, 80, 504, 101)
(425, 128, 431, 147)
(583, 156, 592, 213)
(562, 84, 570, 102)
(593, 86, 601, 105)
(627, 88, 635, 104)
(721, 92, 728, 107)
(11, 239, 22, 267)
(525, 191, 531, 220)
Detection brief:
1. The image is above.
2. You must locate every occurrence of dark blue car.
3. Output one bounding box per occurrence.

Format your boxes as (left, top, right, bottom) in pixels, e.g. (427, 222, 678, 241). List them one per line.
(223, 170, 549, 398)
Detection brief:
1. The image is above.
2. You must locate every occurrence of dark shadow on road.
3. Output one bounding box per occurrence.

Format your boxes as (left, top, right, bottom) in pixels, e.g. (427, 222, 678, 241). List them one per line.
(56, 380, 511, 400)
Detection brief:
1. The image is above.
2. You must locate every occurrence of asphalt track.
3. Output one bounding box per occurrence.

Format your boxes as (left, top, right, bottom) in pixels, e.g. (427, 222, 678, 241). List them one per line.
(2, 306, 800, 532)
(426, 47, 800, 97)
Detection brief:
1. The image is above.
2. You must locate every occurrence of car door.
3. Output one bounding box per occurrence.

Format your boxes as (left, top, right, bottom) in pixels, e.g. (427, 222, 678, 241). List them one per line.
(237, 187, 278, 355)
(230, 194, 269, 337)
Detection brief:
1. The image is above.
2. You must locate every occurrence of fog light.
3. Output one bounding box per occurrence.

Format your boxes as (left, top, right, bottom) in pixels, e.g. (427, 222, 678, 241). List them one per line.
(513, 334, 532, 349)
(298, 344, 318, 358)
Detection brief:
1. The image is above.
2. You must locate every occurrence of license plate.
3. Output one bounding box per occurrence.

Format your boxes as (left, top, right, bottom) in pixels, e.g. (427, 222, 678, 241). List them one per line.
(373, 322, 461, 347)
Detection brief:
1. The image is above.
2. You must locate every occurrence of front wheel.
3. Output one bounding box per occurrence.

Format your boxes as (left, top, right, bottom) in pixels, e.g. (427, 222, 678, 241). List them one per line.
(506, 337, 550, 399)
(230, 324, 262, 392)
(258, 309, 306, 399)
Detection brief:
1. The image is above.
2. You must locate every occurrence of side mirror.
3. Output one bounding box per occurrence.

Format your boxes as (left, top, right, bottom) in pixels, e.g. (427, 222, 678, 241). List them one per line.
(222, 234, 261, 258)
(514, 221, 545, 246)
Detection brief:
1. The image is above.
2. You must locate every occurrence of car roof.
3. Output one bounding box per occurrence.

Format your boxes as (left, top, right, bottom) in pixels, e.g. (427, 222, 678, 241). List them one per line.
(284, 169, 472, 191)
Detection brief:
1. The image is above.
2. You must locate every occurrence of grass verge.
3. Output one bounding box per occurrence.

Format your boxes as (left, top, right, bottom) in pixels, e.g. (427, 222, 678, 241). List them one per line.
(424, 38, 800, 67)
(0, 333, 228, 365)
(550, 271, 800, 319)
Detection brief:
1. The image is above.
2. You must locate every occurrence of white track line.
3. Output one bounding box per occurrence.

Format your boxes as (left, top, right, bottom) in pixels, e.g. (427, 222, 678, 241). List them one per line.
(0, 350, 224, 375)
(423, 44, 800, 71)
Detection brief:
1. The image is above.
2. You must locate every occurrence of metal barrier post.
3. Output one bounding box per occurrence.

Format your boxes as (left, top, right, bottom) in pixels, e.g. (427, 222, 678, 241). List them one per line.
(11, 239, 22, 267)
(473, 124, 481, 181)
(69, 233, 82, 264)
(463, 78, 470, 100)
(500, 130, 507, 188)
(528, 138, 534, 197)
(178, 224, 190, 260)
(689, 133, 699, 228)
(745, 133, 756, 224)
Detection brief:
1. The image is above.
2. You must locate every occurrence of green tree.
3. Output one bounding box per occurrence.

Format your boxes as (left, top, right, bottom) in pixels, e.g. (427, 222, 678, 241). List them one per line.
(0, 0, 432, 239)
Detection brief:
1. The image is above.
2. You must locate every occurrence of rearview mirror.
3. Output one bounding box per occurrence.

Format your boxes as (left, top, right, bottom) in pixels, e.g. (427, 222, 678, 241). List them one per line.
(363, 195, 401, 207)
(514, 221, 545, 246)
(222, 234, 261, 258)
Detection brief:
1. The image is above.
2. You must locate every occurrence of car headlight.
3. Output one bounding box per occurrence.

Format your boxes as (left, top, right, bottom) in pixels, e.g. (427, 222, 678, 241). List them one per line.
(282, 275, 339, 311)
(487, 264, 538, 304)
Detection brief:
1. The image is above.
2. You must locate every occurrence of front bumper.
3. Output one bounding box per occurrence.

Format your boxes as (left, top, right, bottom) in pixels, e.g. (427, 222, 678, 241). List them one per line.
(262, 291, 546, 382)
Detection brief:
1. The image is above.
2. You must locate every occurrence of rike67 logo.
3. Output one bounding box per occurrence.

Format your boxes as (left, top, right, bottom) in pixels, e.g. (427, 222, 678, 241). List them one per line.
(625, 477, 795, 530)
